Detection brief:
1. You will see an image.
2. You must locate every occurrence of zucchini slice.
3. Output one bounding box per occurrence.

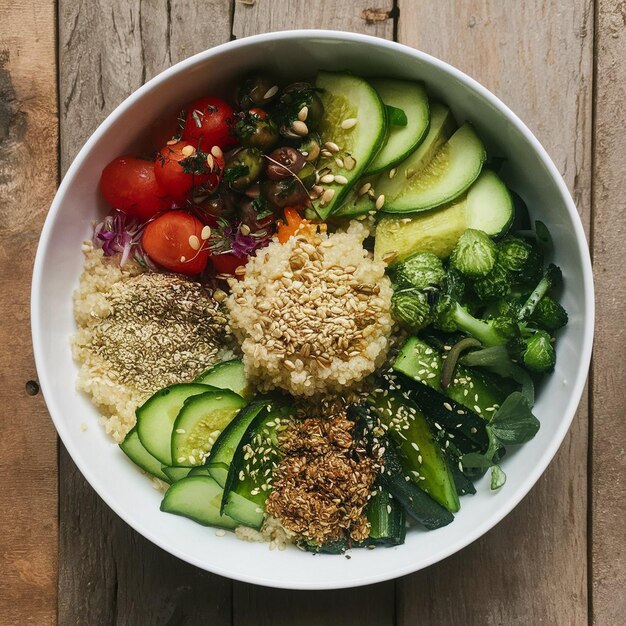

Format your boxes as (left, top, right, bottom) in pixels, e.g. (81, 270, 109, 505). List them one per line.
(171, 390, 246, 467)
(312, 71, 387, 218)
(365, 79, 430, 175)
(119, 427, 171, 483)
(194, 360, 252, 400)
(160, 475, 239, 529)
(383, 122, 486, 213)
(136, 383, 215, 466)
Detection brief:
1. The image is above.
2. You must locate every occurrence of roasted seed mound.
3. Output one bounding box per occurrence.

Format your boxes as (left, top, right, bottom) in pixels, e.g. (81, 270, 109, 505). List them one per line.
(227, 223, 393, 396)
(265, 410, 377, 545)
(72, 244, 231, 440)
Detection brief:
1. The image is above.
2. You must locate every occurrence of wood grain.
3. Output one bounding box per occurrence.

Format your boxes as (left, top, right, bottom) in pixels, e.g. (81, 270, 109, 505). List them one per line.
(232, 3, 396, 623)
(0, 1, 58, 624)
(397, 2, 593, 624)
(590, 1, 626, 624)
(58, 2, 234, 624)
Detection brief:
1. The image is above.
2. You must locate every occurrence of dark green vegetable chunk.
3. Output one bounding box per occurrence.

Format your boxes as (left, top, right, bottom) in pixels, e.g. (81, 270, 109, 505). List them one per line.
(224, 148, 263, 191)
(236, 73, 279, 109)
(530, 295, 568, 331)
(391, 252, 446, 290)
(473, 261, 511, 301)
(522, 331, 556, 373)
(234, 109, 279, 151)
(366, 486, 407, 546)
(391, 289, 433, 332)
(449, 229, 497, 277)
(497, 236, 543, 285)
(518, 264, 563, 320)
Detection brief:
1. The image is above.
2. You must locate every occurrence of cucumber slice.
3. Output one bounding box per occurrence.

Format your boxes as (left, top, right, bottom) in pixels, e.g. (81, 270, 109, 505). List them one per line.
(162, 466, 192, 482)
(383, 122, 486, 213)
(119, 427, 171, 483)
(332, 175, 377, 219)
(375, 102, 456, 205)
(160, 475, 239, 529)
(465, 169, 514, 237)
(206, 400, 269, 487)
(171, 390, 246, 467)
(365, 486, 406, 546)
(136, 383, 215, 466)
(222, 403, 294, 526)
(370, 389, 460, 512)
(194, 360, 252, 400)
(365, 79, 430, 175)
(374, 200, 467, 263)
(373, 169, 514, 262)
(312, 71, 386, 218)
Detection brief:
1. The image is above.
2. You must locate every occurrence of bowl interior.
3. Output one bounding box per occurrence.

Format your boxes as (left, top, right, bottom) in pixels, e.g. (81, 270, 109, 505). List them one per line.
(32, 31, 593, 589)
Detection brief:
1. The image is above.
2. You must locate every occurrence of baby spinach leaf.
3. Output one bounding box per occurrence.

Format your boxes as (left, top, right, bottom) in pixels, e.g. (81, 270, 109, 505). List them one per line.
(385, 104, 408, 127)
(488, 392, 540, 445)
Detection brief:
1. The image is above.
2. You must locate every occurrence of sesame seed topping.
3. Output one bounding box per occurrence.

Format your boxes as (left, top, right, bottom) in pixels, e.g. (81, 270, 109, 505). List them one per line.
(334, 175, 348, 185)
(298, 106, 309, 121)
(324, 141, 340, 152)
(358, 182, 372, 196)
(263, 85, 279, 100)
(375, 194, 385, 210)
(291, 120, 309, 136)
(388, 168, 397, 179)
(320, 174, 335, 184)
(341, 118, 358, 130)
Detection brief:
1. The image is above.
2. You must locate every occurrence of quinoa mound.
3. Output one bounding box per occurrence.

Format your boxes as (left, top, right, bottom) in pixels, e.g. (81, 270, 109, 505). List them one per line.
(226, 222, 393, 396)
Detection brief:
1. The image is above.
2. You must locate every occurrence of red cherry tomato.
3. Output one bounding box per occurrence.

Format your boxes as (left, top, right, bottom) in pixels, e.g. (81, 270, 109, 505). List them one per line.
(149, 110, 183, 151)
(142, 211, 210, 276)
(100, 156, 171, 221)
(182, 97, 237, 150)
(211, 252, 248, 277)
(153, 141, 208, 200)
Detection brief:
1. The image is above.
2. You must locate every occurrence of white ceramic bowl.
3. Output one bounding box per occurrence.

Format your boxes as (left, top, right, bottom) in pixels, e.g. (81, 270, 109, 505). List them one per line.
(31, 30, 594, 590)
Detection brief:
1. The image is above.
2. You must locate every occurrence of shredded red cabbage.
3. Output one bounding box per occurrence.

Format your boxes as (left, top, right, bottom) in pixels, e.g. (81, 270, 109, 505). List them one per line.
(93, 210, 156, 269)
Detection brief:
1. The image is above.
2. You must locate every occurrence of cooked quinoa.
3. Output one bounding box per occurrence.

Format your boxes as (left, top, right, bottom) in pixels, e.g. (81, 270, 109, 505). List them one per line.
(227, 222, 393, 396)
(72, 243, 232, 441)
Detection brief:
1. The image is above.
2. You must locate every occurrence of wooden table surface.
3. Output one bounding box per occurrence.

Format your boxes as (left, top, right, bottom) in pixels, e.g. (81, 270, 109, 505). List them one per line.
(2, 1, 624, 624)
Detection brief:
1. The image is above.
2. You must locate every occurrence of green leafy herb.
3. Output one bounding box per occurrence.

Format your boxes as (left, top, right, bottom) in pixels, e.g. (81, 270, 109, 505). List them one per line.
(385, 104, 408, 126)
(180, 150, 210, 175)
(460, 345, 535, 406)
(488, 392, 539, 445)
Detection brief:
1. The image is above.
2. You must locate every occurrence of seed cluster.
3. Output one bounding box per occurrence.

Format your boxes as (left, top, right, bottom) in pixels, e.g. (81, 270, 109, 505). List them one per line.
(80, 272, 231, 394)
(265, 410, 377, 545)
(227, 227, 393, 396)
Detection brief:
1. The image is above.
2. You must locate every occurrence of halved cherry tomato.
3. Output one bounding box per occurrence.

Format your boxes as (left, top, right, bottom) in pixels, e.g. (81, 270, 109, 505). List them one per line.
(181, 97, 237, 150)
(211, 252, 247, 277)
(100, 156, 171, 221)
(142, 211, 210, 276)
(154, 141, 223, 200)
(277, 207, 314, 243)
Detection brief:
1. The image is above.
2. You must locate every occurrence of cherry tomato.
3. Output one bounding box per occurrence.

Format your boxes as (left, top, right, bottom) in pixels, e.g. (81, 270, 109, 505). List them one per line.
(100, 156, 171, 221)
(154, 141, 224, 200)
(142, 211, 210, 276)
(149, 110, 183, 151)
(211, 252, 247, 277)
(181, 97, 237, 150)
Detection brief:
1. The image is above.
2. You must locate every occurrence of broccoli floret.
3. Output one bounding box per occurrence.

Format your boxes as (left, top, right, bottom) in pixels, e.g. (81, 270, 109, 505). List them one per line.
(473, 262, 512, 301)
(523, 331, 556, 372)
(518, 264, 562, 320)
(530, 295, 568, 331)
(497, 237, 544, 285)
(391, 289, 433, 332)
(434, 295, 510, 347)
(392, 252, 446, 290)
(450, 229, 497, 277)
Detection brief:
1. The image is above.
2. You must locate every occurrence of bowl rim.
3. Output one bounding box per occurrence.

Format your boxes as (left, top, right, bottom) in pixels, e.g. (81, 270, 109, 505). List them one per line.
(31, 29, 595, 590)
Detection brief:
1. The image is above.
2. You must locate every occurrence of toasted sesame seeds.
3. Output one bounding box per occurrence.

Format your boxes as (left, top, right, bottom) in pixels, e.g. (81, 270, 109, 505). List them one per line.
(443, 402, 453, 411)
(210, 145, 223, 159)
(298, 106, 309, 121)
(334, 175, 348, 185)
(341, 117, 358, 129)
(324, 141, 340, 153)
(215, 529, 226, 537)
(388, 168, 397, 179)
(334, 157, 345, 168)
(320, 174, 335, 184)
(181, 144, 195, 157)
(206, 153, 214, 169)
(375, 194, 385, 210)
(201, 225, 212, 240)
(240, 223, 251, 236)
(358, 182, 372, 196)
(343, 155, 356, 170)
(321, 149, 333, 157)
(411, 442, 420, 451)
(234, 265, 246, 277)
(321, 188, 335, 204)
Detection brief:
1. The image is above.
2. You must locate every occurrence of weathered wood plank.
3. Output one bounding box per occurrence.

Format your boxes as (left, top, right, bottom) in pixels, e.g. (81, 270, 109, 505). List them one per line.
(0, 1, 58, 624)
(232, 2, 395, 623)
(591, 2, 626, 624)
(232, 0, 394, 39)
(58, 2, 234, 624)
(396, 2, 593, 623)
